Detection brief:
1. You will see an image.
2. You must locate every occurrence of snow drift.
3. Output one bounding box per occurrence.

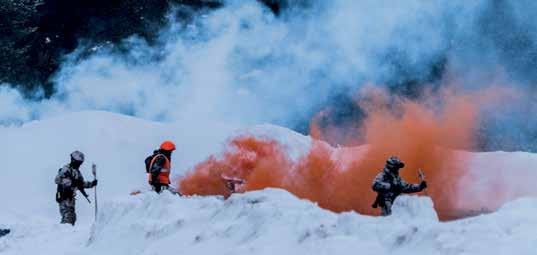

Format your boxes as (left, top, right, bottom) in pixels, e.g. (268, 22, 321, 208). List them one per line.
(89, 189, 537, 255)
(2, 111, 537, 254)
(3, 189, 537, 255)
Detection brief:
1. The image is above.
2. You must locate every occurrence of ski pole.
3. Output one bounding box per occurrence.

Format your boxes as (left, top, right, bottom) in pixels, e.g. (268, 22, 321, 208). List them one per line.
(92, 163, 98, 221)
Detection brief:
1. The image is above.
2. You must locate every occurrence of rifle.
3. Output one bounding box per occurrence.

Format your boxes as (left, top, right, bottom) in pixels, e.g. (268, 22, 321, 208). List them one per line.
(372, 194, 381, 208)
(63, 169, 92, 203)
(372, 189, 401, 208)
(77, 183, 91, 204)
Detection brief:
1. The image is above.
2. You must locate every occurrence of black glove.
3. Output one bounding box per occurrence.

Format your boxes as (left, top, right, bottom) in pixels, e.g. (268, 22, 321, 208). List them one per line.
(91, 180, 98, 187)
(419, 181, 427, 190)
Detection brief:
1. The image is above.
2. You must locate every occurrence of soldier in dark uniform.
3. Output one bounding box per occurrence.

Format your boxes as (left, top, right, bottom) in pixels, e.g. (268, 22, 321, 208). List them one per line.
(55, 151, 97, 225)
(372, 156, 427, 216)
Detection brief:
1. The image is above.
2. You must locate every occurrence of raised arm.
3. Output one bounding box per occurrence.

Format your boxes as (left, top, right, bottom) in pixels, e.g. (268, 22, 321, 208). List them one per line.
(399, 179, 422, 193)
(74, 171, 96, 189)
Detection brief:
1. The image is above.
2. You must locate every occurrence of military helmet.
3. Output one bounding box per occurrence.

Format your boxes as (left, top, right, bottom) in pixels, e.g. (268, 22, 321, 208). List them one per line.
(70, 150, 85, 162)
(386, 156, 404, 169)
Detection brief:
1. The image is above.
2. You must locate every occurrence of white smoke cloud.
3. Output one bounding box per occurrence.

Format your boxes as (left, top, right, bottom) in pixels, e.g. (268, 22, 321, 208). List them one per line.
(0, 0, 529, 132)
(0, 86, 33, 125)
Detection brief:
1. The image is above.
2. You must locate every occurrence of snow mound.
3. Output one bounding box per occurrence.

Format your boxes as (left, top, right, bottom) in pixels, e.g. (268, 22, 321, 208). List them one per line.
(392, 195, 438, 221)
(89, 189, 437, 254)
(3, 187, 537, 254)
(83, 189, 537, 255)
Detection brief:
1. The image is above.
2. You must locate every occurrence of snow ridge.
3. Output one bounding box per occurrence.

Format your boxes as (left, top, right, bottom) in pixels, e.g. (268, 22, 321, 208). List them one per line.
(83, 189, 535, 255)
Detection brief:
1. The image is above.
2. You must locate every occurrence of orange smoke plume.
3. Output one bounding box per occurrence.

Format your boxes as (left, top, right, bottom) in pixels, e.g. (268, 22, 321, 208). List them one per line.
(178, 137, 291, 198)
(179, 86, 507, 220)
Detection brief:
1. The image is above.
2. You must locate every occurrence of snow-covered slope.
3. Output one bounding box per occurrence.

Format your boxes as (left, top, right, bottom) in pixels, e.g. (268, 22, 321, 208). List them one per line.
(2, 111, 537, 255)
(2, 111, 235, 223)
(459, 151, 537, 209)
(90, 190, 537, 255)
(1, 111, 311, 225)
(2, 189, 537, 255)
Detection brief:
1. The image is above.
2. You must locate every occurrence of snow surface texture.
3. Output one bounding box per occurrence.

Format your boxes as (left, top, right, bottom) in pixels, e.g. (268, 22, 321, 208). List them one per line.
(2, 111, 537, 254)
(3, 189, 537, 255)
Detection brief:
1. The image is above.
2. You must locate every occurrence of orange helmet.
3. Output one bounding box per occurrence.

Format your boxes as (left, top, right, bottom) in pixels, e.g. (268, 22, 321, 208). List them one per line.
(160, 141, 176, 151)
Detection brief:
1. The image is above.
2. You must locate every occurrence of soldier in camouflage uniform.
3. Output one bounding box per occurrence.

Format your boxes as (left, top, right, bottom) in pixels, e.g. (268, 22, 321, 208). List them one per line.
(55, 151, 98, 225)
(372, 156, 427, 216)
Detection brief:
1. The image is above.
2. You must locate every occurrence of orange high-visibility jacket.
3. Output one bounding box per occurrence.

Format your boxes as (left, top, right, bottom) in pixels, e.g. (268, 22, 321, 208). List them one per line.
(148, 154, 171, 185)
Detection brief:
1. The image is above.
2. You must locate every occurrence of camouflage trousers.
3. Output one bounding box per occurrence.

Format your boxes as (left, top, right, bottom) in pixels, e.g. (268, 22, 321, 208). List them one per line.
(59, 198, 76, 225)
(380, 200, 393, 216)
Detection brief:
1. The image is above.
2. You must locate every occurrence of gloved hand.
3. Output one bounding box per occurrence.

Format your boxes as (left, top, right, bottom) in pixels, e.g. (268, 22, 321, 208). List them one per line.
(419, 181, 427, 190)
(91, 180, 98, 187)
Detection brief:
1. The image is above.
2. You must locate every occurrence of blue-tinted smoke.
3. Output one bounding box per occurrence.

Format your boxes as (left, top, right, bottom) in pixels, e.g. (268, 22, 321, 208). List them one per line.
(1, 0, 536, 150)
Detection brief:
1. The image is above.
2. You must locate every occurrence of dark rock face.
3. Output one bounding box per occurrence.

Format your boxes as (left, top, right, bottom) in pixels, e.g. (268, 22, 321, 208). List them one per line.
(0, 0, 228, 94)
(0, 0, 291, 94)
(0, 1, 42, 92)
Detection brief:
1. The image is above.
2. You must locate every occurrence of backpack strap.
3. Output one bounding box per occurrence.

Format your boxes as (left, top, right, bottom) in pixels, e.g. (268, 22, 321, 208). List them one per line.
(149, 154, 166, 172)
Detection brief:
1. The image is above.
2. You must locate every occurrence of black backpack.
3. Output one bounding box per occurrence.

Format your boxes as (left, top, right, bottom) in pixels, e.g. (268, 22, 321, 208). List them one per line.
(144, 150, 159, 173)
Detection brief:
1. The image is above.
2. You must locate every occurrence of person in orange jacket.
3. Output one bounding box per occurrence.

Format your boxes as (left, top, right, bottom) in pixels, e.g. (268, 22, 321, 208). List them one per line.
(145, 141, 176, 193)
